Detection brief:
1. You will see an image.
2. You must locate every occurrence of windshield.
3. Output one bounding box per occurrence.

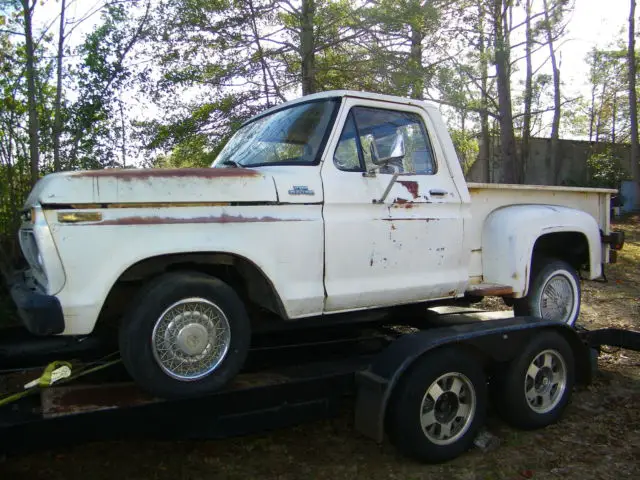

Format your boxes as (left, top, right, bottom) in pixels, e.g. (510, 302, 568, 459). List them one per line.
(212, 99, 338, 168)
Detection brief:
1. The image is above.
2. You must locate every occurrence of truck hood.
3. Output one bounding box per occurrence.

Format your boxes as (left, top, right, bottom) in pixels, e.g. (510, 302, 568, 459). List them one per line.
(25, 168, 278, 206)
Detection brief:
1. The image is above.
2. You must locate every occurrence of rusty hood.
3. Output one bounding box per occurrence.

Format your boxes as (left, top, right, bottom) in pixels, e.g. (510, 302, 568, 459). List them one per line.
(25, 168, 278, 206)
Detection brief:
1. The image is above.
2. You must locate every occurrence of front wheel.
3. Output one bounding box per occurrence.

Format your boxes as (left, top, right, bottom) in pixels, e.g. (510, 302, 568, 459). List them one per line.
(513, 258, 581, 326)
(386, 348, 487, 463)
(119, 272, 251, 399)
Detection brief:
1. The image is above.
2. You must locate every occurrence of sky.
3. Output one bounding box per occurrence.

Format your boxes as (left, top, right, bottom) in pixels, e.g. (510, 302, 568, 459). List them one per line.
(553, 0, 630, 99)
(34, 0, 634, 139)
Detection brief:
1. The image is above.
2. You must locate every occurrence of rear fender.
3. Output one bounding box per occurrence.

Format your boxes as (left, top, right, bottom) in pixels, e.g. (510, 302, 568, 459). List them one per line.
(481, 205, 602, 297)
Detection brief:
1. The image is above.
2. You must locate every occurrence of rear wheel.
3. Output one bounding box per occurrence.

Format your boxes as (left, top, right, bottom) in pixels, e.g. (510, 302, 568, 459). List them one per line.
(119, 271, 251, 399)
(386, 348, 487, 463)
(492, 331, 575, 429)
(514, 258, 581, 326)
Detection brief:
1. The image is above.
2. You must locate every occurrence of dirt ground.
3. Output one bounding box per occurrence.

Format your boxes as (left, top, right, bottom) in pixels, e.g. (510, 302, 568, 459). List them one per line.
(1, 215, 639, 480)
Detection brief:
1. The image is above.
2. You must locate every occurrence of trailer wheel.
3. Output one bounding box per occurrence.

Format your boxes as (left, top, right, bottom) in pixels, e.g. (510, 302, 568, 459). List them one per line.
(119, 271, 250, 399)
(514, 258, 581, 326)
(493, 331, 575, 430)
(386, 348, 487, 463)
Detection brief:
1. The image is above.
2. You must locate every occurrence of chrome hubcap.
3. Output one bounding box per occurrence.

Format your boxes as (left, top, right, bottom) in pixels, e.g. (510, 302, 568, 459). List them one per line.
(524, 349, 567, 413)
(420, 372, 476, 445)
(175, 323, 210, 356)
(152, 298, 231, 381)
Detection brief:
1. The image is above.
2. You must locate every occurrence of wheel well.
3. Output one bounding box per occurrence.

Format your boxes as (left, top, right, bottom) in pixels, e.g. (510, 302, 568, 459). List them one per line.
(97, 253, 287, 327)
(532, 232, 590, 272)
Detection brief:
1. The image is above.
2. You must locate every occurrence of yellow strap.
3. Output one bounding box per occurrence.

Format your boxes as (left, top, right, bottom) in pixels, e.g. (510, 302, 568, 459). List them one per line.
(0, 356, 120, 408)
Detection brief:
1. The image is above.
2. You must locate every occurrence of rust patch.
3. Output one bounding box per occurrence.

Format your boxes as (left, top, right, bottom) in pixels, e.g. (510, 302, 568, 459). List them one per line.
(391, 224, 396, 230)
(465, 284, 514, 296)
(393, 197, 409, 204)
(381, 217, 438, 222)
(398, 180, 419, 199)
(42, 383, 155, 417)
(447, 290, 456, 296)
(75, 168, 260, 181)
(98, 213, 304, 226)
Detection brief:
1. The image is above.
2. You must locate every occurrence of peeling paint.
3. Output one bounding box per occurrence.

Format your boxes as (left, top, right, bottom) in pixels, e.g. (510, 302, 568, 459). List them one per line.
(98, 213, 307, 226)
(381, 217, 438, 222)
(398, 180, 419, 199)
(75, 168, 261, 181)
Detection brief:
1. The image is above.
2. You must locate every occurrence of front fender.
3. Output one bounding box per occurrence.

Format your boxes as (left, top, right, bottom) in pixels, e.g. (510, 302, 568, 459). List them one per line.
(481, 205, 602, 297)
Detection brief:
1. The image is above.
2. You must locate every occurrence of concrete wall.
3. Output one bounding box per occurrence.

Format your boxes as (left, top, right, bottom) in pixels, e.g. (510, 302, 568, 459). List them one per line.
(466, 136, 633, 186)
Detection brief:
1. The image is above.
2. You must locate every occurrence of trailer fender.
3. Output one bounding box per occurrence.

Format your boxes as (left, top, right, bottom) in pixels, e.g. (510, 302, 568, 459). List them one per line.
(354, 317, 591, 443)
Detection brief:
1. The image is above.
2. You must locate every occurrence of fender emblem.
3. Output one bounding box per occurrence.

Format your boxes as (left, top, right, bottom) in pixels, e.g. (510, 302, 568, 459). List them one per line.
(288, 185, 314, 196)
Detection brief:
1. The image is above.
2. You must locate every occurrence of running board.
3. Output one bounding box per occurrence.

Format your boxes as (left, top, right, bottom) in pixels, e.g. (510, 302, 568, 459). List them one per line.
(465, 283, 514, 297)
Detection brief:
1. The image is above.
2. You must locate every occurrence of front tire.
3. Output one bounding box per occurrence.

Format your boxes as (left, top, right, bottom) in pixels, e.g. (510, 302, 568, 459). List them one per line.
(386, 348, 487, 463)
(119, 272, 251, 399)
(514, 257, 581, 326)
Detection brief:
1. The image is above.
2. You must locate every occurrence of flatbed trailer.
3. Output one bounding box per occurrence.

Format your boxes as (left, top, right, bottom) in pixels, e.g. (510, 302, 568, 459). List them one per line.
(1, 308, 639, 464)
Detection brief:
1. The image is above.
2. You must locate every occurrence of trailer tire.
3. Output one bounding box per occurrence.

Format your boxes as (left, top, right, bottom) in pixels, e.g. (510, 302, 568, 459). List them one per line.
(492, 331, 575, 430)
(119, 271, 250, 399)
(386, 347, 487, 463)
(514, 257, 581, 326)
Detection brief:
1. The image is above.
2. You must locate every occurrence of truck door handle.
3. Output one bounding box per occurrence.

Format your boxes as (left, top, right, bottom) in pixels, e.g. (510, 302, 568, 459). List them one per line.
(429, 189, 448, 196)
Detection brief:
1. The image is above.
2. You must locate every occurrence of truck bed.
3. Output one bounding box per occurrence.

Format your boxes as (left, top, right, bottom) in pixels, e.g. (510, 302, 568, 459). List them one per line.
(466, 183, 616, 281)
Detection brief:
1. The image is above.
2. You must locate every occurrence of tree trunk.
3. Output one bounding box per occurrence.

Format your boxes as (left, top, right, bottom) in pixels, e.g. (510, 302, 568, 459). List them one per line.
(589, 84, 596, 142)
(300, 0, 316, 95)
(492, 0, 517, 183)
(22, 0, 40, 185)
(409, 25, 424, 99)
(52, 0, 66, 172)
(476, 0, 490, 183)
(611, 89, 617, 143)
(543, 0, 561, 184)
(521, 0, 533, 184)
(629, 0, 639, 209)
(119, 100, 126, 168)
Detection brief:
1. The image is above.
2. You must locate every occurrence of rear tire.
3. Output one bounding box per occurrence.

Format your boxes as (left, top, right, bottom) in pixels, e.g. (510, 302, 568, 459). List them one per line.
(119, 271, 250, 399)
(386, 348, 487, 463)
(513, 257, 581, 326)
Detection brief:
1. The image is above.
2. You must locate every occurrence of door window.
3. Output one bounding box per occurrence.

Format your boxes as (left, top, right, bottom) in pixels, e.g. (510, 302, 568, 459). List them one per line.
(333, 106, 437, 175)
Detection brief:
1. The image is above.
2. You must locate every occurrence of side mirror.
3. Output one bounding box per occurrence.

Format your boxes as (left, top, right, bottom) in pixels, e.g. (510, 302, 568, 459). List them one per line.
(369, 131, 405, 166)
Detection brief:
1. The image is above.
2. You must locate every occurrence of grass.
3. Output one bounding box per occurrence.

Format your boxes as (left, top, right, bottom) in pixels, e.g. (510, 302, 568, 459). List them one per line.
(1, 216, 639, 480)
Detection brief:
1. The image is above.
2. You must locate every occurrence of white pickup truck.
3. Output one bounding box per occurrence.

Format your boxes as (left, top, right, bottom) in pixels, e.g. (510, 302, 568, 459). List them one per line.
(11, 90, 625, 399)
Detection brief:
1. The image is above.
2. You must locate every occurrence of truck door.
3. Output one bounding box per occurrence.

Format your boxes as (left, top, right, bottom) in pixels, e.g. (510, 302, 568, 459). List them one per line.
(321, 97, 466, 312)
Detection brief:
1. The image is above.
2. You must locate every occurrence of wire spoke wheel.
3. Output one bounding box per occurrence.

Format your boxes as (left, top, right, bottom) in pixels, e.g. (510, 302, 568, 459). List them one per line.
(540, 273, 575, 323)
(419, 372, 476, 446)
(524, 349, 567, 414)
(151, 298, 231, 381)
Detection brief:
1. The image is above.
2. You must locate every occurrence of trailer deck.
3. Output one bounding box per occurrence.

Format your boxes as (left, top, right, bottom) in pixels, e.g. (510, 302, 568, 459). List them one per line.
(1, 307, 639, 462)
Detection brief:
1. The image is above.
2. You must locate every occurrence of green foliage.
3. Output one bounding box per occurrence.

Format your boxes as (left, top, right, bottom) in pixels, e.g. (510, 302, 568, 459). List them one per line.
(585, 150, 631, 189)
(449, 130, 479, 174)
